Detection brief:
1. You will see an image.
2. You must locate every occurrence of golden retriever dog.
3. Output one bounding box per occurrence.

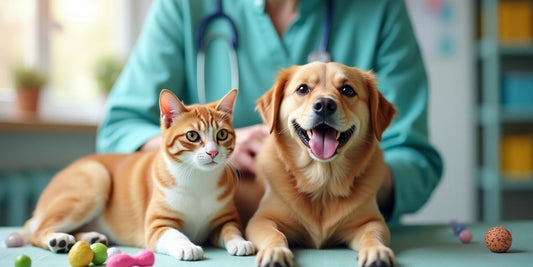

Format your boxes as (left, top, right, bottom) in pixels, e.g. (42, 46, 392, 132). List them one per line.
(246, 62, 396, 267)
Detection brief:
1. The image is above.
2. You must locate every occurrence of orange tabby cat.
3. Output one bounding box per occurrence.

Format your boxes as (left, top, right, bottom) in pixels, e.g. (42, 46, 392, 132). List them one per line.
(19, 89, 254, 260)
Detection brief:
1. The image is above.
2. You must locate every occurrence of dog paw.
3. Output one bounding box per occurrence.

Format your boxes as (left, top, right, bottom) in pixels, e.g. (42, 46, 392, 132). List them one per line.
(225, 239, 255, 256)
(171, 243, 204, 261)
(47, 233, 75, 253)
(77, 231, 109, 246)
(256, 247, 293, 267)
(357, 245, 395, 267)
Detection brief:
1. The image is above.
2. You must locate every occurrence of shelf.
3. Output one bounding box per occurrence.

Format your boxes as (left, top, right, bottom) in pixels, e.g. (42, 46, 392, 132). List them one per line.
(0, 115, 97, 133)
(477, 167, 533, 191)
(500, 44, 533, 56)
(476, 0, 533, 221)
(501, 107, 533, 123)
(477, 40, 533, 59)
(477, 105, 533, 125)
(501, 178, 533, 191)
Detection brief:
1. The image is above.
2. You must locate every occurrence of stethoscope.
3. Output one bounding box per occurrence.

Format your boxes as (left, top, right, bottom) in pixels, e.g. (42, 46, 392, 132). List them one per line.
(195, 0, 333, 104)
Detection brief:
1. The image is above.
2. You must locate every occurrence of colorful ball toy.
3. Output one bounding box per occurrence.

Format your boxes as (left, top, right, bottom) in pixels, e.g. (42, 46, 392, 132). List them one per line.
(485, 226, 512, 253)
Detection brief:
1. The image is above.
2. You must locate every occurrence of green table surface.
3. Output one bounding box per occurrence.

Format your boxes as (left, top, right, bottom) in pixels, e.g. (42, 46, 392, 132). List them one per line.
(1, 221, 532, 266)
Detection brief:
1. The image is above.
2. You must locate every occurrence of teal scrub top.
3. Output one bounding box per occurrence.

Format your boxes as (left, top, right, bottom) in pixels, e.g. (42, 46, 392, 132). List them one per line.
(96, 0, 443, 222)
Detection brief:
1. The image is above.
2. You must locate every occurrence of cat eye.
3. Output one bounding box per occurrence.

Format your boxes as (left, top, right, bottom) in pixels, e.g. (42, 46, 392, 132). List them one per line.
(217, 129, 229, 141)
(186, 131, 200, 142)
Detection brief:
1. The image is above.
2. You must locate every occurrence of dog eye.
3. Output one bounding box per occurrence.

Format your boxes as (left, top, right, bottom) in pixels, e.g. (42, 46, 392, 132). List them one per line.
(296, 84, 310, 95)
(340, 85, 356, 97)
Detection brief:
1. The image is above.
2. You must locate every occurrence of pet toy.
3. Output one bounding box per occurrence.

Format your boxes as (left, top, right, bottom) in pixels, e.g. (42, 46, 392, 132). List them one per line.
(485, 226, 512, 253)
(107, 247, 122, 258)
(90, 242, 108, 265)
(14, 254, 31, 267)
(68, 241, 93, 267)
(106, 249, 155, 267)
(450, 220, 472, 244)
(5, 232, 24, 247)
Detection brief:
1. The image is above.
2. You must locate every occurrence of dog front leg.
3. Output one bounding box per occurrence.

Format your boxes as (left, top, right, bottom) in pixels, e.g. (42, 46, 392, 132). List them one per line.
(347, 219, 395, 267)
(246, 215, 294, 267)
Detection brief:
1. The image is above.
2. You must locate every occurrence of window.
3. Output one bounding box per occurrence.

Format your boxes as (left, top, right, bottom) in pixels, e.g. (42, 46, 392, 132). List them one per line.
(49, 0, 119, 101)
(0, 0, 151, 122)
(0, 0, 31, 90)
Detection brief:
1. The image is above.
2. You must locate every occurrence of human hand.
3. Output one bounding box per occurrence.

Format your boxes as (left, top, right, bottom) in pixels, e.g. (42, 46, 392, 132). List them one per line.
(229, 124, 269, 175)
(139, 136, 162, 152)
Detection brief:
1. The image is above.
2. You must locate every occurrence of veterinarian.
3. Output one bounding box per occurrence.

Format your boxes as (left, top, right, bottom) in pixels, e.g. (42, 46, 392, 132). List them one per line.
(96, 0, 443, 223)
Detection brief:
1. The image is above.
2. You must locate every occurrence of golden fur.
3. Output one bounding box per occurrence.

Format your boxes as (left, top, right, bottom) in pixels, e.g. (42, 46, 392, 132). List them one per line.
(21, 89, 254, 260)
(246, 62, 396, 267)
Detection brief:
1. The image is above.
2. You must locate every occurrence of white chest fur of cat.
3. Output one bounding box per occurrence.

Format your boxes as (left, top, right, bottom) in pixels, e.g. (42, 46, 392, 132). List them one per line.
(162, 152, 232, 244)
(19, 89, 254, 261)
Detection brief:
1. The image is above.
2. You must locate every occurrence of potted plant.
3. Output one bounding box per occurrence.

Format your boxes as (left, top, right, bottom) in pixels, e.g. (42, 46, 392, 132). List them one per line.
(94, 56, 124, 95)
(11, 65, 47, 115)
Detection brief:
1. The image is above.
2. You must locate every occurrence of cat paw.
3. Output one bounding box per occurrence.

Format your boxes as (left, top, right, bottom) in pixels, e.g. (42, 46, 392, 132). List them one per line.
(172, 243, 204, 261)
(47, 233, 75, 253)
(77, 231, 109, 246)
(357, 245, 395, 267)
(225, 239, 255, 256)
(256, 247, 293, 267)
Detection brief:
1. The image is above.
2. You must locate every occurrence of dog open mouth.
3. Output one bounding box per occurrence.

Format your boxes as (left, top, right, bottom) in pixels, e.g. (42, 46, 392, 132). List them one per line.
(293, 121, 355, 160)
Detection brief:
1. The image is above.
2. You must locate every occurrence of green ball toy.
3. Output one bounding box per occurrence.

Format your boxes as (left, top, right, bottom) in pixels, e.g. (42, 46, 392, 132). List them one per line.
(14, 254, 31, 267)
(90, 242, 108, 265)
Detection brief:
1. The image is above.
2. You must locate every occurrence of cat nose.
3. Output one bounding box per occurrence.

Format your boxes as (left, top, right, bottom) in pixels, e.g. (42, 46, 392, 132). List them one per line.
(206, 150, 218, 159)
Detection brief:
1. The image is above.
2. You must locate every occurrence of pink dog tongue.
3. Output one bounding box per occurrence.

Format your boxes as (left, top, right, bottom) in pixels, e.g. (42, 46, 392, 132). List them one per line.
(309, 127, 338, 159)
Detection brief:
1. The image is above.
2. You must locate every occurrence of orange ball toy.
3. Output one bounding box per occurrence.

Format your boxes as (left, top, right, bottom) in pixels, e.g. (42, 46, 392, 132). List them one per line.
(485, 226, 512, 253)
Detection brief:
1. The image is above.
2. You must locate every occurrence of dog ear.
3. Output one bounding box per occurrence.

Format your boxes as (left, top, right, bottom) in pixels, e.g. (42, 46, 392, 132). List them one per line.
(365, 71, 396, 141)
(256, 67, 295, 134)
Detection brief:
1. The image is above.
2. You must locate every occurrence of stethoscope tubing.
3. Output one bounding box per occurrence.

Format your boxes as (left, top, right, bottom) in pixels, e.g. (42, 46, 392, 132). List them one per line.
(195, 0, 238, 50)
(196, 0, 332, 104)
(196, 34, 239, 105)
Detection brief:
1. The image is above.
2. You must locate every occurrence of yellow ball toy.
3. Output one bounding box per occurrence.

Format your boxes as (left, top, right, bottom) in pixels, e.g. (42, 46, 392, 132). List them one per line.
(68, 241, 94, 267)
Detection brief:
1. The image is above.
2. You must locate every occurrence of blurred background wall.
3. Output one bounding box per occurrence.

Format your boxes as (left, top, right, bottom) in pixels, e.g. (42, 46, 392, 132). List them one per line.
(403, 0, 476, 223)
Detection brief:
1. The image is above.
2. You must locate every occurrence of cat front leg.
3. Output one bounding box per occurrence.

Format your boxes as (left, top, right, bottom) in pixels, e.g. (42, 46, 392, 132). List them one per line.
(153, 227, 203, 261)
(213, 220, 255, 256)
(145, 195, 204, 261)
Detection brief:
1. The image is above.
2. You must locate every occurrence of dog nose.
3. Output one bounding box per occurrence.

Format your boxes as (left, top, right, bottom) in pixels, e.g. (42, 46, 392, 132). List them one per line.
(313, 98, 337, 116)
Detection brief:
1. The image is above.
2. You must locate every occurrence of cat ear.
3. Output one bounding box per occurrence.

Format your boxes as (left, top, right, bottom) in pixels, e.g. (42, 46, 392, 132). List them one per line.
(159, 89, 188, 129)
(215, 89, 238, 116)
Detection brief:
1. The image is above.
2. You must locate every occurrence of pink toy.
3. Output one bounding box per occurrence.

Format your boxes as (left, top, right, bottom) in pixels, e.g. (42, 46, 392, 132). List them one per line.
(458, 229, 473, 244)
(5, 232, 25, 247)
(106, 249, 155, 267)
